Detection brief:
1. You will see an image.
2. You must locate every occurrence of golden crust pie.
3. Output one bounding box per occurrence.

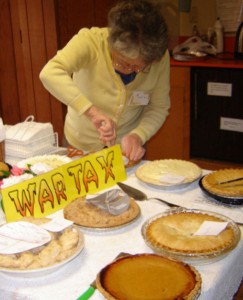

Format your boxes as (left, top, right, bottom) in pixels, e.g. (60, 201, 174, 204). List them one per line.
(96, 253, 201, 300)
(0, 217, 83, 270)
(63, 197, 140, 228)
(144, 210, 237, 257)
(201, 169, 243, 198)
(136, 159, 202, 186)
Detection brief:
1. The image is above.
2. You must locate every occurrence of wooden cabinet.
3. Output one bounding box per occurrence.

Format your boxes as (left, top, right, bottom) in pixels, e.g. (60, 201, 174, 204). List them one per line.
(146, 66, 190, 161)
(146, 65, 243, 170)
(190, 67, 243, 170)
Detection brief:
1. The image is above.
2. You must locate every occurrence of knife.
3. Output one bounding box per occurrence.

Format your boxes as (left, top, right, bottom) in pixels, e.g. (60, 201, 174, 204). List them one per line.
(76, 280, 96, 300)
(217, 177, 243, 185)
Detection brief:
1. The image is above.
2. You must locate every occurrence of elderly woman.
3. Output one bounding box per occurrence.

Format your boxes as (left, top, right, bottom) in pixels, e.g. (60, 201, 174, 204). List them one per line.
(39, 0, 170, 161)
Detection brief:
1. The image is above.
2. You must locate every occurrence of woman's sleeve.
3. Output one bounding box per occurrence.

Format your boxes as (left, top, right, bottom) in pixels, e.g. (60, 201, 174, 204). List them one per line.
(39, 29, 96, 115)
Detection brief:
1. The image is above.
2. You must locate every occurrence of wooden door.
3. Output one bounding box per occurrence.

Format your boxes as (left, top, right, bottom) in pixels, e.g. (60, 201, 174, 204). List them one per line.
(0, 0, 118, 145)
(0, 0, 21, 124)
(55, 0, 118, 49)
(0, 0, 65, 141)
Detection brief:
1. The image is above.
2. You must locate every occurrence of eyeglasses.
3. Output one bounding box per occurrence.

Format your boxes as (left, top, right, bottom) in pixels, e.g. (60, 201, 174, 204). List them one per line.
(112, 52, 151, 73)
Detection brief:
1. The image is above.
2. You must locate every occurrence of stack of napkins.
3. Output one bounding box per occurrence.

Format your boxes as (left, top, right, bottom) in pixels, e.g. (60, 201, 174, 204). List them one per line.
(3, 116, 59, 164)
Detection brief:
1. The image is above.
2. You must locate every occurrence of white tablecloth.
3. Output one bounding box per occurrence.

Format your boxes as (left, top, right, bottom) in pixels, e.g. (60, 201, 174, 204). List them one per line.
(0, 163, 243, 300)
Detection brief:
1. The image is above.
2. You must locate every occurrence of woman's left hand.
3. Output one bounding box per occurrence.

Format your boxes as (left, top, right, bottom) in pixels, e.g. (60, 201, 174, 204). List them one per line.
(121, 133, 145, 161)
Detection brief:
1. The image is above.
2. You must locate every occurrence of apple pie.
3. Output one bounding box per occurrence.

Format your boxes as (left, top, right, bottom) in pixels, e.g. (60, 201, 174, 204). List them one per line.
(63, 197, 140, 228)
(142, 209, 240, 262)
(96, 253, 201, 300)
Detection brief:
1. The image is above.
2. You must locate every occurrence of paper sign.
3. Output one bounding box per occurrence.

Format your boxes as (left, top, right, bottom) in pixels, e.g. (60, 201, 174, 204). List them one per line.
(207, 82, 232, 97)
(2, 145, 127, 222)
(193, 221, 228, 236)
(220, 117, 243, 133)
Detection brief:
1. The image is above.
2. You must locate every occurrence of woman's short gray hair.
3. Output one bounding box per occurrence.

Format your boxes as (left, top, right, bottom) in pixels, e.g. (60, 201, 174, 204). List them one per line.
(108, 0, 168, 64)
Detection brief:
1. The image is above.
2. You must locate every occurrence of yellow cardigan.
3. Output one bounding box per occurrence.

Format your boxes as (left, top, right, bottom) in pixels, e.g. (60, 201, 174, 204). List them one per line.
(40, 27, 170, 151)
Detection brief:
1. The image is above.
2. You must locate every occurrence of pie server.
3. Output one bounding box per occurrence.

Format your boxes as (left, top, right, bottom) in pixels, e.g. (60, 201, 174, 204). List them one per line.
(117, 181, 179, 208)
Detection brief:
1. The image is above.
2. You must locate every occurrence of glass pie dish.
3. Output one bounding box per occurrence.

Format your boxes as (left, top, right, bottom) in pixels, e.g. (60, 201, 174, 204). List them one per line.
(141, 208, 241, 265)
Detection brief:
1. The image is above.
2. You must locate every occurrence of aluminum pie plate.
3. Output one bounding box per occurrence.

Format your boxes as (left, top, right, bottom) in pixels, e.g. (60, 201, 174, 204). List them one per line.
(0, 228, 84, 277)
(135, 159, 202, 190)
(173, 52, 207, 61)
(199, 177, 243, 206)
(75, 208, 141, 233)
(141, 208, 241, 265)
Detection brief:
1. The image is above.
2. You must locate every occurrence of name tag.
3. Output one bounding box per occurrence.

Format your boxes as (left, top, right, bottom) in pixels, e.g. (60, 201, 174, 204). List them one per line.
(129, 91, 150, 105)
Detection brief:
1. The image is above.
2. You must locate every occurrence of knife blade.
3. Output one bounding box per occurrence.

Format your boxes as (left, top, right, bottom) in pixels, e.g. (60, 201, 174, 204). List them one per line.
(117, 182, 148, 200)
(117, 182, 180, 208)
(217, 177, 243, 185)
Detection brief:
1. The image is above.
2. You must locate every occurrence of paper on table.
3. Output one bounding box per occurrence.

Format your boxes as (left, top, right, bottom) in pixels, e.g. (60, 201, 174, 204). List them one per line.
(40, 217, 73, 232)
(87, 189, 130, 215)
(159, 173, 186, 185)
(0, 222, 51, 254)
(194, 221, 228, 236)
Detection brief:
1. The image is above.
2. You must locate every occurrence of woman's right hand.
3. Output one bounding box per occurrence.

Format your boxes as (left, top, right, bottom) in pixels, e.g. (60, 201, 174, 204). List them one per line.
(85, 106, 116, 145)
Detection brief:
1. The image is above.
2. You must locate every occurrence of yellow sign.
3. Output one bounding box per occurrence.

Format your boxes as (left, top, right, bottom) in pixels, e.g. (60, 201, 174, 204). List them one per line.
(2, 145, 127, 222)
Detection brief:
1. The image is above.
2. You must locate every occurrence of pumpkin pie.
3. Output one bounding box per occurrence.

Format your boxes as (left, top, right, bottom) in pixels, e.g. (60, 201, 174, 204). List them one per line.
(96, 253, 201, 300)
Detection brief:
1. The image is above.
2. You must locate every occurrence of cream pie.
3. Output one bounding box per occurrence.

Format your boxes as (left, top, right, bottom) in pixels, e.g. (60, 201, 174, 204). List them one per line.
(136, 159, 202, 186)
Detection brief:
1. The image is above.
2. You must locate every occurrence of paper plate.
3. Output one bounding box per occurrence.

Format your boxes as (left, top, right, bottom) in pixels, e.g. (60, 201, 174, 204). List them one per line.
(0, 228, 84, 277)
